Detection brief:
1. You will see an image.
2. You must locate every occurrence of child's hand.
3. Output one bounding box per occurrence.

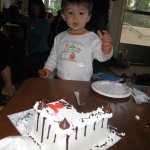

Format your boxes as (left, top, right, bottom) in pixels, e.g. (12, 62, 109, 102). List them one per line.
(97, 30, 112, 55)
(38, 68, 50, 78)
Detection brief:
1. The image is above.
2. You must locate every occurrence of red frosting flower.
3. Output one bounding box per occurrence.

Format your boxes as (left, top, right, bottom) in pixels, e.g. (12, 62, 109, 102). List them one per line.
(47, 102, 64, 114)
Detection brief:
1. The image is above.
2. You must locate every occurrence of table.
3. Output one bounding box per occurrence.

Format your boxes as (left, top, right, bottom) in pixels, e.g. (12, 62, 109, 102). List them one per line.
(0, 78, 150, 150)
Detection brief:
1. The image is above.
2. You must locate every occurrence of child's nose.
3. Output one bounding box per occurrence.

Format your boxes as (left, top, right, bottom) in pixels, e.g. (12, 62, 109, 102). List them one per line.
(73, 14, 78, 20)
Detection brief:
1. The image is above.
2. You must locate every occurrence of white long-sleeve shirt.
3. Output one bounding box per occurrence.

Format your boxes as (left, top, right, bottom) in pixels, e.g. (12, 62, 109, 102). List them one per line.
(45, 31, 113, 81)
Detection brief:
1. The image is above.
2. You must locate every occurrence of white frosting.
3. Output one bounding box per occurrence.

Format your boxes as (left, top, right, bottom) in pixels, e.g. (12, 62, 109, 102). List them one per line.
(30, 99, 113, 150)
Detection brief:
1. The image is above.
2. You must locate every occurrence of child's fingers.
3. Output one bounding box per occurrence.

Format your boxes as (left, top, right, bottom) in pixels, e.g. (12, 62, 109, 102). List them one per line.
(97, 30, 110, 40)
(102, 30, 111, 42)
(97, 30, 103, 39)
(102, 30, 109, 35)
(38, 69, 48, 78)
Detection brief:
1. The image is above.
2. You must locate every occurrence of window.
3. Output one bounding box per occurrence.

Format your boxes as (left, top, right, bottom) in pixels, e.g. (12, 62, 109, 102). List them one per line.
(124, 0, 150, 28)
(43, 0, 61, 15)
(119, 0, 150, 65)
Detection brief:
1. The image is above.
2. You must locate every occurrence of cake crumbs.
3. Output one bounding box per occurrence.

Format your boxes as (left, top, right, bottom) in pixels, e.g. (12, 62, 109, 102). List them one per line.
(135, 115, 140, 120)
(146, 122, 150, 128)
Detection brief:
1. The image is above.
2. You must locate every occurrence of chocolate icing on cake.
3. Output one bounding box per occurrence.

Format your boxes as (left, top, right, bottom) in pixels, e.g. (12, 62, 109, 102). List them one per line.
(53, 134, 56, 143)
(38, 100, 47, 110)
(47, 125, 51, 139)
(75, 126, 78, 140)
(84, 125, 87, 136)
(66, 135, 70, 150)
(93, 121, 96, 130)
(41, 117, 46, 142)
(101, 118, 104, 128)
(75, 98, 111, 113)
(36, 112, 40, 131)
(59, 118, 70, 130)
(103, 103, 112, 113)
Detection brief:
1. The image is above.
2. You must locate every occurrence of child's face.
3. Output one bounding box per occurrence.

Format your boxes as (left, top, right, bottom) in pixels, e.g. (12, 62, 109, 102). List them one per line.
(61, 3, 91, 33)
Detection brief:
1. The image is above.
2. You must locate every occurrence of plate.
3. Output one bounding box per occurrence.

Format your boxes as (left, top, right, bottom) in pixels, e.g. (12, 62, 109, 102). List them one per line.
(8, 109, 35, 136)
(91, 81, 131, 98)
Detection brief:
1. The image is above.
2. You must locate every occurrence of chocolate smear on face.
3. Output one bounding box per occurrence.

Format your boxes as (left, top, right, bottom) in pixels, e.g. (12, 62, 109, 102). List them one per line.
(59, 118, 70, 130)
(38, 99, 47, 110)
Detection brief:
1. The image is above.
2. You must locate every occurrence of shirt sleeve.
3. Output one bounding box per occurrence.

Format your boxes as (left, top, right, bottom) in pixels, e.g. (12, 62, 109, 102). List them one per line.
(44, 35, 59, 71)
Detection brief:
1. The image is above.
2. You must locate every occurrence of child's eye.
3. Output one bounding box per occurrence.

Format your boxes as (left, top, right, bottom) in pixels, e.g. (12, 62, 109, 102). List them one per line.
(79, 12, 85, 15)
(68, 11, 73, 15)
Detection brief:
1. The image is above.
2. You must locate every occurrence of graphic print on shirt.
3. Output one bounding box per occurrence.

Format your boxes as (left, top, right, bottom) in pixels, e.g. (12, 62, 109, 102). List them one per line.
(61, 41, 82, 61)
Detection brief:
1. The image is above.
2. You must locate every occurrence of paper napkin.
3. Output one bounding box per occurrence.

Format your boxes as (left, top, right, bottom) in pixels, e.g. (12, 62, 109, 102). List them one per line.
(131, 87, 150, 104)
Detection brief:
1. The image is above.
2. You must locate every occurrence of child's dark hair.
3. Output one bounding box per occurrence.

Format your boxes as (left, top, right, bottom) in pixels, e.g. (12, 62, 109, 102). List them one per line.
(61, 0, 93, 15)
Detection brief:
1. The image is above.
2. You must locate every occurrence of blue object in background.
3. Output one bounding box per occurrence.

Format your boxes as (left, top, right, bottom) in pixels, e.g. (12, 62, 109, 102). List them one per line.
(93, 73, 124, 82)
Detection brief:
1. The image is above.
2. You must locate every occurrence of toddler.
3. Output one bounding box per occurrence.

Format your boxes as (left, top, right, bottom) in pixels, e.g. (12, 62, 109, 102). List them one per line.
(39, 0, 113, 81)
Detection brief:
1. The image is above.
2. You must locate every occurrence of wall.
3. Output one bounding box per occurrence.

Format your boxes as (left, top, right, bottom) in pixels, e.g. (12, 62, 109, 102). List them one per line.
(109, 0, 127, 58)
(120, 25, 150, 47)
(119, 43, 150, 65)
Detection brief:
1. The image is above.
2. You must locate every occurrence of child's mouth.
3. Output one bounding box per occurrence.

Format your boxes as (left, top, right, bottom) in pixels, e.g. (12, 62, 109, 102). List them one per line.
(73, 23, 79, 27)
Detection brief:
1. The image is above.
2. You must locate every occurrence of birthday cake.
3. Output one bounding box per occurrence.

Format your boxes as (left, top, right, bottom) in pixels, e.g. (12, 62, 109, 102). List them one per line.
(29, 99, 113, 150)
